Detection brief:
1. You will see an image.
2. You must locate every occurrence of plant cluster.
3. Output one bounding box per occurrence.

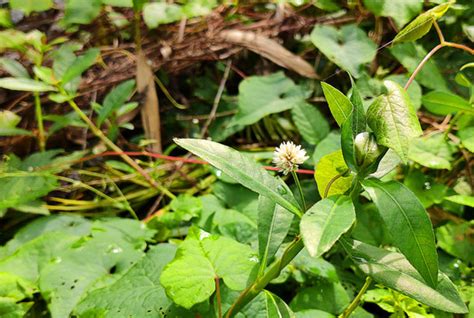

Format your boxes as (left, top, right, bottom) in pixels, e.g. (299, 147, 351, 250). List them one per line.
(0, 0, 472, 317)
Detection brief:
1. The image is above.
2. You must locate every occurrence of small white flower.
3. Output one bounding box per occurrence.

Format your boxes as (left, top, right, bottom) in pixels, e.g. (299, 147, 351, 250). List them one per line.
(273, 141, 309, 175)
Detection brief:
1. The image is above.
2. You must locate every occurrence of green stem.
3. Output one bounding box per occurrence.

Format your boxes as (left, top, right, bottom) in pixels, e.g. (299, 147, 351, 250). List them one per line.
(291, 170, 306, 211)
(62, 90, 175, 200)
(225, 238, 304, 317)
(338, 277, 372, 318)
(34, 90, 45, 151)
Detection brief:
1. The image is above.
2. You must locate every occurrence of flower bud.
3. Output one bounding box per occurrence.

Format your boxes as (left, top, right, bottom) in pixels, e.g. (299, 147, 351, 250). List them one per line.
(354, 132, 385, 168)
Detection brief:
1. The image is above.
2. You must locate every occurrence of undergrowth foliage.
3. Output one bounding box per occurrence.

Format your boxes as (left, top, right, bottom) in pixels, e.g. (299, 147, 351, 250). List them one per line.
(0, 0, 473, 317)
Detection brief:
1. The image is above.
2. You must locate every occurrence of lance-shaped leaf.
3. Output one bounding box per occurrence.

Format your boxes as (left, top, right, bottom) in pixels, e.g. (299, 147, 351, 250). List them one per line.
(257, 196, 294, 272)
(61, 48, 100, 85)
(393, 2, 452, 43)
(321, 82, 352, 127)
(362, 178, 438, 288)
(422, 90, 474, 115)
(160, 228, 258, 309)
(300, 195, 355, 257)
(174, 138, 302, 216)
(340, 239, 467, 314)
(97, 79, 136, 126)
(367, 80, 422, 163)
(0, 78, 56, 92)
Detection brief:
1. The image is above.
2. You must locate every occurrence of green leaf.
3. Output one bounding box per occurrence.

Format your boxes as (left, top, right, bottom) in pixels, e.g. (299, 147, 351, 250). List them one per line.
(362, 0, 422, 27)
(459, 126, 474, 152)
(310, 24, 377, 78)
(314, 150, 352, 198)
(0, 174, 58, 210)
(75, 244, 192, 317)
(0, 110, 32, 136)
(312, 131, 340, 165)
(182, 0, 217, 18)
(0, 77, 56, 92)
(61, 48, 100, 85)
(64, 0, 102, 24)
(97, 79, 136, 126)
(0, 231, 79, 282)
(9, 0, 53, 15)
(390, 43, 447, 90)
(290, 281, 350, 314)
(422, 91, 474, 115)
(444, 195, 474, 208)
(102, 0, 132, 7)
(0, 58, 30, 78)
(300, 195, 355, 257)
(393, 2, 452, 43)
(0, 9, 13, 28)
(239, 290, 295, 317)
(213, 209, 257, 244)
(0, 272, 35, 317)
(436, 222, 474, 263)
(367, 80, 422, 163)
(408, 133, 455, 170)
(230, 72, 308, 127)
(291, 103, 330, 145)
(257, 196, 294, 270)
(362, 178, 438, 288)
(143, 3, 183, 29)
(295, 309, 335, 318)
(39, 218, 154, 318)
(160, 227, 258, 309)
(321, 82, 352, 127)
(174, 138, 302, 216)
(0, 215, 91, 259)
(33, 66, 57, 85)
(340, 239, 467, 314)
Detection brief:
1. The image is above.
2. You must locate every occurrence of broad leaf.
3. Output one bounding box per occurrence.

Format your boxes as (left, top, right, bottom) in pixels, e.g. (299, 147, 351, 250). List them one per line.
(64, 0, 102, 25)
(422, 91, 474, 115)
(362, 178, 438, 288)
(363, 0, 422, 27)
(97, 79, 136, 126)
(321, 82, 352, 127)
(61, 48, 100, 85)
(39, 218, 154, 318)
(290, 281, 350, 314)
(257, 196, 294, 271)
(0, 77, 56, 92)
(143, 3, 183, 29)
(314, 150, 352, 198)
(367, 80, 422, 162)
(300, 195, 355, 257)
(311, 24, 377, 77)
(291, 103, 329, 145)
(160, 228, 258, 309)
(408, 133, 455, 170)
(0, 174, 58, 210)
(393, 2, 452, 43)
(230, 72, 308, 127)
(76, 244, 192, 317)
(436, 222, 474, 263)
(340, 239, 467, 314)
(174, 138, 302, 216)
(0, 272, 35, 317)
(9, 0, 53, 15)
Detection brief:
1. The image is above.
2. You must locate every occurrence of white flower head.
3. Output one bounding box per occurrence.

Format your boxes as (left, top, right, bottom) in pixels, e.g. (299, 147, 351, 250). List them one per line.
(273, 141, 309, 175)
